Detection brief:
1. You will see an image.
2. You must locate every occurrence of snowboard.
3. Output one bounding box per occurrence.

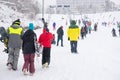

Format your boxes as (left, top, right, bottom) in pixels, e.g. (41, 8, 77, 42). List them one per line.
(34, 36, 43, 56)
(0, 27, 9, 53)
(0, 27, 7, 41)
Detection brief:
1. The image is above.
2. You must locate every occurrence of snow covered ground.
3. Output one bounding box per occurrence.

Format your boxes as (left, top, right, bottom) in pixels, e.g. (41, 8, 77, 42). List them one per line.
(0, 4, 120, 79)
(0, 12, 120, 80)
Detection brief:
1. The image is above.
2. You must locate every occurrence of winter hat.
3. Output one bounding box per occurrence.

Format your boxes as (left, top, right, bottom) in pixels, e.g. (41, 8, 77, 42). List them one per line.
(70, 20, 76, 25)
(29, 23, 34, 30)
(12, 19, 21, 25)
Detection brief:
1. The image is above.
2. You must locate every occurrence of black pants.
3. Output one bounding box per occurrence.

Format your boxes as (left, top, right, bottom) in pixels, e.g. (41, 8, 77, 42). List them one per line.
(70, 41, 77, 53)
(57, 35, 63, 46)
(42, 47, 51, 65)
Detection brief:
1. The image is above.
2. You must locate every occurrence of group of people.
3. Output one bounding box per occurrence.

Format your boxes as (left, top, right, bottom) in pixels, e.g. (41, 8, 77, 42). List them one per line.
(0, 18, 81, 76)
(53, 20, 80, 53)
(111, 22, 120, 37)
(80, 20, 98, 39)
(0, 19, 54, 76)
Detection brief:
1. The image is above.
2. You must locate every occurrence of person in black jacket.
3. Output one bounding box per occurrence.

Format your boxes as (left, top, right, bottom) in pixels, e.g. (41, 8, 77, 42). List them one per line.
(111, 28, 117, 37)
(22, 23, 37, 76)
(94, 23, 98, 31)
(81, 27, 85, 39)
(56, 26, 64, 47)
(118, 28, 120, 36)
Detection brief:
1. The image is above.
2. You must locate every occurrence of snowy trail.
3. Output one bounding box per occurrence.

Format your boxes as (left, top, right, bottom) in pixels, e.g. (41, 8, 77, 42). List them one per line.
(0, 26, 120, 80)
(49, 26, 120, 80)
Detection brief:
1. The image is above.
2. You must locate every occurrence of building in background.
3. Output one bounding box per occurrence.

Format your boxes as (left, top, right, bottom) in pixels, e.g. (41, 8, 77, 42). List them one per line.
(56, 0, 116, 14)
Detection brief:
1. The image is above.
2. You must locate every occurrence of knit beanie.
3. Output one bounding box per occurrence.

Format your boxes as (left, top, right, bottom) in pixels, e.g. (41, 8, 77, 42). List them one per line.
(12, 19, 21, 25)
(29, 23, 34, 30)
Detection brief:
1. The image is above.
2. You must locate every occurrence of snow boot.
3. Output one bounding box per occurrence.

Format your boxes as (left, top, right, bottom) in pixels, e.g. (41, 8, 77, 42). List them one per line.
(23, 69, 27, 75)
(42, 62, 48, 68)
(45, 62, 49, 68)
(7, 63, 12, 70)
(30, 73, 34, 76)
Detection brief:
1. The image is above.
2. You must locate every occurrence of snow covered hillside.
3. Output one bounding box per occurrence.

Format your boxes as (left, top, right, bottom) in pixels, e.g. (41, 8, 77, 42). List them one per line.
(0, 4, 22, 28)
(0, 1, 120, 79)
(0, 3, 41, 28)
(0, 10, 120, 80)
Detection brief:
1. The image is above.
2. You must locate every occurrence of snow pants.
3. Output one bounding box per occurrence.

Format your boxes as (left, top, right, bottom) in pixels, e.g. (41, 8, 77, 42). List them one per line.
(42, 47, 51, 65)
(57, 35, 63, 46)
(22, 54, 35, 73)
(70, 41, 78, 53)
(7, 48, 20, 70)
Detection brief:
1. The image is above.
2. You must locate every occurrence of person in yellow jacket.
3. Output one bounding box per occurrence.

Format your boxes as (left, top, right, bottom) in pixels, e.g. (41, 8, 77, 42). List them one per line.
(67, 20, 80, 53)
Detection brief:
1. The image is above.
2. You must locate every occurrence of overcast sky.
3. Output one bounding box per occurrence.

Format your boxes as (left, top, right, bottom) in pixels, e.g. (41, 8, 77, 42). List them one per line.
(37, 0, 120, 8)
(37, 0, 56, 8)
(110, 0, 120, 4)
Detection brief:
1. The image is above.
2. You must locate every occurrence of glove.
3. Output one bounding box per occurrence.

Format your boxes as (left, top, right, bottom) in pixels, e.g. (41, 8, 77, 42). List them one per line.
(68, 37, 70, 40)
(37, 54, 40, 57)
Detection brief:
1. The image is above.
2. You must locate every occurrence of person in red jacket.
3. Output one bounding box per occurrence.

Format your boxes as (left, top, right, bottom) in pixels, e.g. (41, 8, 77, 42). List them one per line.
(38, 28, 53, 68)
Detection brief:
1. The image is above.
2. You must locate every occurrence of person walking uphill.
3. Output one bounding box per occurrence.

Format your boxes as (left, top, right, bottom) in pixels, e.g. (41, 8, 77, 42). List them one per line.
(56, 26, 64, 47)
(67, 20, 80, 53)
(6, 19, 23, 70)
(22, 23, 37, 76)
(38, 28, 53, 68)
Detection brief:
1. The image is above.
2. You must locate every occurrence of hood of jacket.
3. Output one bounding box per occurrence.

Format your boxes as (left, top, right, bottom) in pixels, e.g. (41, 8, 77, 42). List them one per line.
(69, 20, 78, 28)
(70, 20, 76, 25)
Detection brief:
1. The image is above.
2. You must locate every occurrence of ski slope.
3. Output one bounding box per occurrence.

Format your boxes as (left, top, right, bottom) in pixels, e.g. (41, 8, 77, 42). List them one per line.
(0, 13, 120, 80)
(0, 0, 120, 79)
